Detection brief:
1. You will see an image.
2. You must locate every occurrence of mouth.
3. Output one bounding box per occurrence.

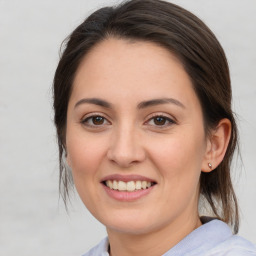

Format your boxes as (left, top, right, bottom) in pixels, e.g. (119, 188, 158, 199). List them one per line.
(103, 180, 156, 192)
(101, 174, 157, 192)
(101, 175, 157, 201)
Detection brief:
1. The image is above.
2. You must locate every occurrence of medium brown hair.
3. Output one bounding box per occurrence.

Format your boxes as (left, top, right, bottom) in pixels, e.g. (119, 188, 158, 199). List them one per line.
(53, 0, 239, 233)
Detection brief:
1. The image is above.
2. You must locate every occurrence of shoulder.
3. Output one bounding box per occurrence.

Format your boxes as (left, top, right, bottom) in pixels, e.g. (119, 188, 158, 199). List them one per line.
(81, 237, 109, 256)
(179, 218, 256, 256)
(207, 235, 256, 256)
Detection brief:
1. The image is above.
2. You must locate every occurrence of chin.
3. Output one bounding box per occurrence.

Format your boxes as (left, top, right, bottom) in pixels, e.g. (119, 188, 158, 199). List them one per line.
(97, 209, 159, 235)
(107, 221, 154, 235)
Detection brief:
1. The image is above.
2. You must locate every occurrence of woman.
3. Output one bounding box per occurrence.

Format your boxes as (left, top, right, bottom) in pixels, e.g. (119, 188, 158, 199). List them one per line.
(53, 0, 256, 255)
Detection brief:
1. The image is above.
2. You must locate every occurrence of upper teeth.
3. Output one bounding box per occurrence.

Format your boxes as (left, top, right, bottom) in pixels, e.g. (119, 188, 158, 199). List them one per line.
(105, 180, 153, 191)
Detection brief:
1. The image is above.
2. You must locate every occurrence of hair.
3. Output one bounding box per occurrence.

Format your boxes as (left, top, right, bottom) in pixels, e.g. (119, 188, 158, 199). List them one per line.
(53, 0, 239, 233)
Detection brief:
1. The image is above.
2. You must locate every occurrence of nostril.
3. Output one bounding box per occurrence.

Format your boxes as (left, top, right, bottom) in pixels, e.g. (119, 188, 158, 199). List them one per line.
(106, 136, 146, 167)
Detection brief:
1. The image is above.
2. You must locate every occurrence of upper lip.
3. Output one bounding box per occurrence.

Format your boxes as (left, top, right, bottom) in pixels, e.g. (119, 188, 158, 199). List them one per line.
(101, 174, 157, 183)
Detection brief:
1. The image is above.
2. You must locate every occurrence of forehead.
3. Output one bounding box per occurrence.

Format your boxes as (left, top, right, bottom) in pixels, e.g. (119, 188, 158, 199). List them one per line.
(75, 38, 184, 82)
(71, 38, 199, 109)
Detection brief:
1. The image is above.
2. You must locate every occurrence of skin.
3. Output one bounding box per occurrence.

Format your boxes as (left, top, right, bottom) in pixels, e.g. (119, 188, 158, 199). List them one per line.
(66, 38, 231, 256)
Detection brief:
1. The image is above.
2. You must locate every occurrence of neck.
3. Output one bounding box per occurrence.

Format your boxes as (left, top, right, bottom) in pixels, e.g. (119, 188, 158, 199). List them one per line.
(107, 214, 202, 256)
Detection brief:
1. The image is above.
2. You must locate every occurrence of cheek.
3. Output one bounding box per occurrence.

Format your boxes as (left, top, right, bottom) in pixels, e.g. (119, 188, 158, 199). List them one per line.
(148, 129, 206, 184)
(147, 132, 205, 214)
(65, 132, 110, 213)
(66, 132, 108, 179)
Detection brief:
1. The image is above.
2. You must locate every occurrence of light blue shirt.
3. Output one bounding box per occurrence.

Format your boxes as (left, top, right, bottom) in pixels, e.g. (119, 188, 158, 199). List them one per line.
(82, 218, 256, 255)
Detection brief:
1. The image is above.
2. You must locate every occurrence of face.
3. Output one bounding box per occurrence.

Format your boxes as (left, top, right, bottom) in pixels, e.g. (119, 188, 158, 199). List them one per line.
(66, 38, 209, 235)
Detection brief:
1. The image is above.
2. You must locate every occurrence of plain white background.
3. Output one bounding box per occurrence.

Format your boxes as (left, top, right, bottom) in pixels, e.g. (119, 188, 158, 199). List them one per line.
(0, 0, 255, 255)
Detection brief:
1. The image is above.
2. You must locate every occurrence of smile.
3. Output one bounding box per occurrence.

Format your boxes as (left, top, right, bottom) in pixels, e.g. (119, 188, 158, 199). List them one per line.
(104, 180, 155, 191)
(101, 174, 157, 201)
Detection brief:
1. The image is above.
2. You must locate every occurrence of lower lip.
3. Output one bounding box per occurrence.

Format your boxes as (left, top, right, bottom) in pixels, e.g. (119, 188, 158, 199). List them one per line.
(102, 184, 155, 202)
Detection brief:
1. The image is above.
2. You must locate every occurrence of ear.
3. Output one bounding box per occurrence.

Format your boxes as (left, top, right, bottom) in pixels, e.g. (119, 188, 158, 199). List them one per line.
(201, 118, 231, 173)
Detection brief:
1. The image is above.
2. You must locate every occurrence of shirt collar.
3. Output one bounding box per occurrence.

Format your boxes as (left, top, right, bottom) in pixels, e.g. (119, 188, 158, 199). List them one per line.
(100, 217, 233, 256)
(163, 217, 233, 256)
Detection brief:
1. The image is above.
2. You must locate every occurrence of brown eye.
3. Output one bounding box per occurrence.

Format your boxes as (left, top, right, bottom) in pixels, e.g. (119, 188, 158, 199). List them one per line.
(153, 116, 167, 126)
(146, 115, 175, 128)
(81, 115, 110, 127)
(92, 116, 104, 125)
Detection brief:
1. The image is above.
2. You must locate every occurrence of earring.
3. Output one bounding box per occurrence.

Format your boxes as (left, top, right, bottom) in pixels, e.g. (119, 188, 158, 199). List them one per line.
(208, 163, 212, 169)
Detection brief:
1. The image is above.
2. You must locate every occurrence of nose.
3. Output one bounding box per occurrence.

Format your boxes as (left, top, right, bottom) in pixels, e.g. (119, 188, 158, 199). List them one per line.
(107, 125, 146, 168)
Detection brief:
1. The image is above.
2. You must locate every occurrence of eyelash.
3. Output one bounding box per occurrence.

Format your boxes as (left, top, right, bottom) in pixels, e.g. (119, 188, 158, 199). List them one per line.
(145, 113, 176, 128)
(81, 113, 111, 128)
(80, 113, 176, 129)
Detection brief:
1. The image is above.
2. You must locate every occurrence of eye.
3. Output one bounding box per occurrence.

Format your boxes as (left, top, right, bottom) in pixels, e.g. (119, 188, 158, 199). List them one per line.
(81, 114, 110, 127)
(146, 114, 175, 128)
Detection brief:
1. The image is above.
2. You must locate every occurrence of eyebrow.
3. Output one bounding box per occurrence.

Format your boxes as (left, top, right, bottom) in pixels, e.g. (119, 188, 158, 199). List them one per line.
(74, 97, 185, 109)
(137, 98, 185, 109)
(74, 98, 113, 109)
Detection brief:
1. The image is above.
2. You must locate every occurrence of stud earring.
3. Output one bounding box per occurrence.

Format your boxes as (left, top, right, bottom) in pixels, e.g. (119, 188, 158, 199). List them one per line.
(208, 163, 212, 169)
